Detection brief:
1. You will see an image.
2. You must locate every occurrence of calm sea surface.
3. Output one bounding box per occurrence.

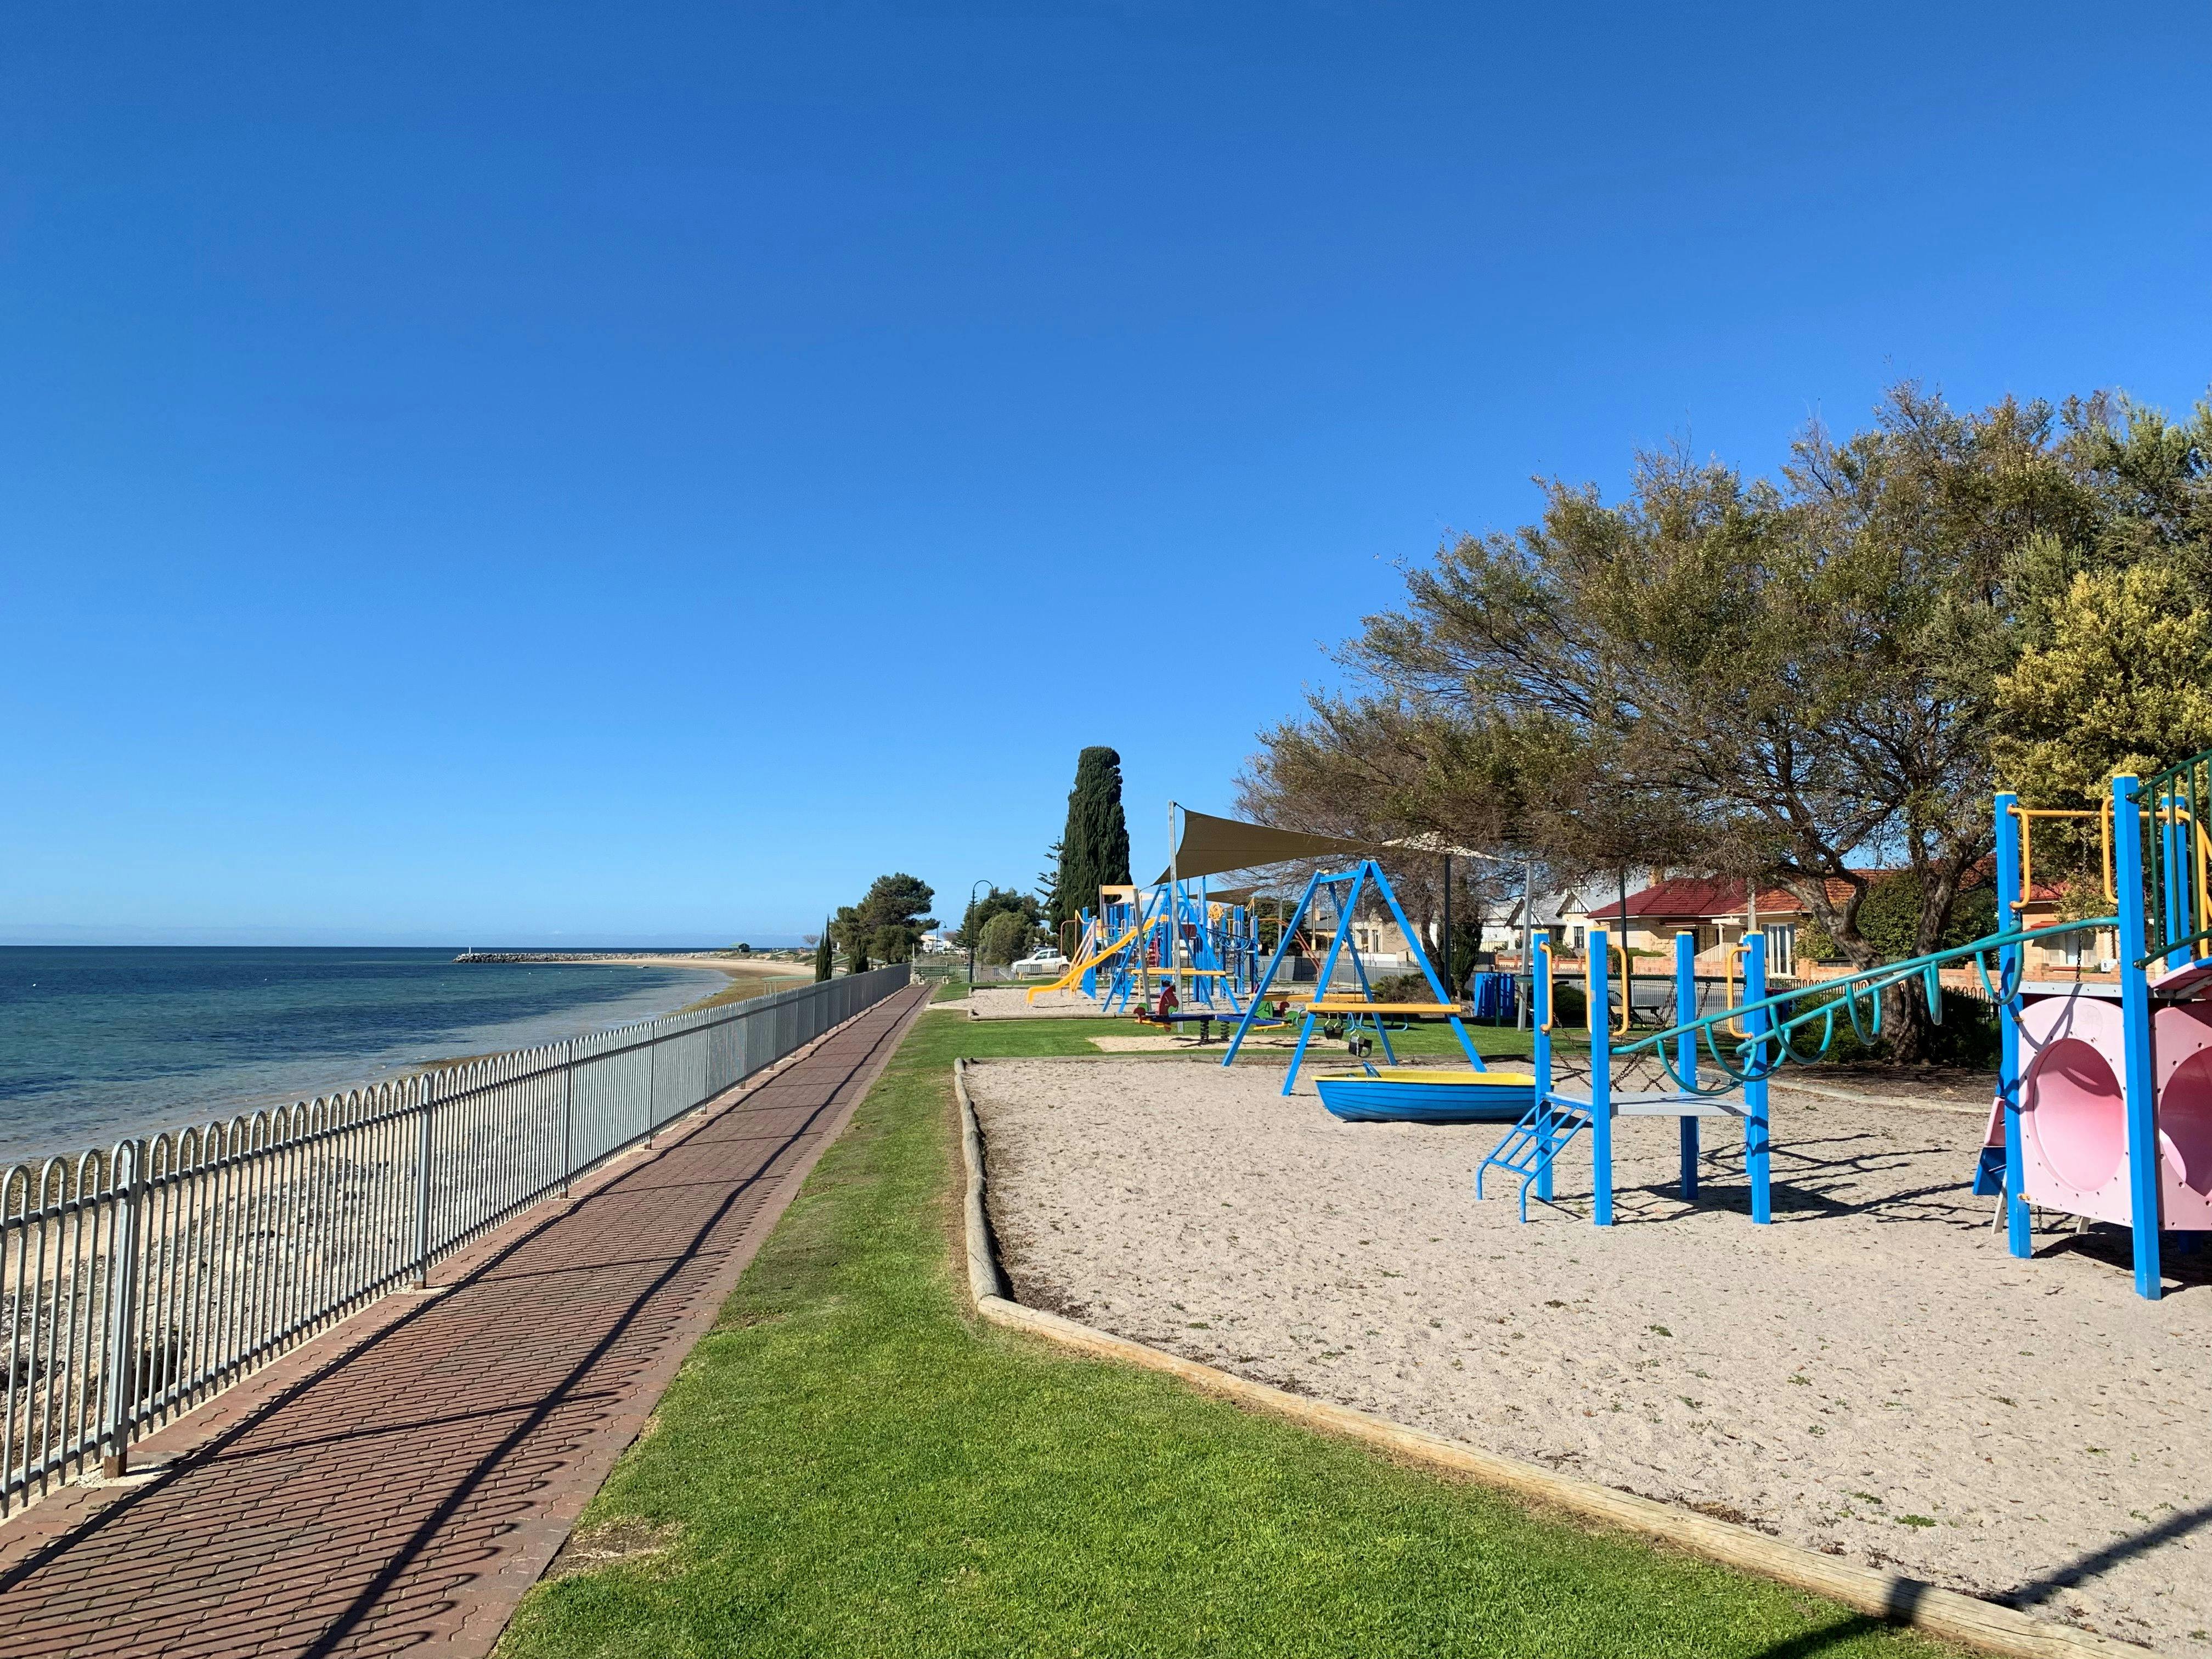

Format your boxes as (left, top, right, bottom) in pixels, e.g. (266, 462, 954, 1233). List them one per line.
(0, 947, 724, 1165)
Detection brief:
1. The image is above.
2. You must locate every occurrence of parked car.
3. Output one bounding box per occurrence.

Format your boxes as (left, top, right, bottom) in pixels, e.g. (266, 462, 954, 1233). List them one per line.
(1012, 947, 1071, 978)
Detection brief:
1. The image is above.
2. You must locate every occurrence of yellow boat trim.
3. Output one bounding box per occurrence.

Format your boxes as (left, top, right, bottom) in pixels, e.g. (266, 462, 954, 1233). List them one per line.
(1316, 1069, 1536, 1086)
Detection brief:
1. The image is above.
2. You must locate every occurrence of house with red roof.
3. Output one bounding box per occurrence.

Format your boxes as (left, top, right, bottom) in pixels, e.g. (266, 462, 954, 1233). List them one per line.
(1584, 871, 2117, 985)
(1582, 874, 1845, 976)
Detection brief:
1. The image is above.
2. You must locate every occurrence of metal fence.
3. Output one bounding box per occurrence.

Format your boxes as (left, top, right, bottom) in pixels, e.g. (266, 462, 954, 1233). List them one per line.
(0, 964, 910, 1515)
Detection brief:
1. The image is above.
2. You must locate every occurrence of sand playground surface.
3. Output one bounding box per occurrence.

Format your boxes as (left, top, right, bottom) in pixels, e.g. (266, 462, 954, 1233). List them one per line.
(965, 1057, 2212, 1652)
(959, 986, 1121, 1017)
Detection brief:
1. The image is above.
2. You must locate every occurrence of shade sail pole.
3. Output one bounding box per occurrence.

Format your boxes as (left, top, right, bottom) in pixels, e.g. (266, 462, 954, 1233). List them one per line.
(1168, 801, 1181, 1002)
(1520, 859, 1534, 1030)
(1441, 854, 1453, 1003)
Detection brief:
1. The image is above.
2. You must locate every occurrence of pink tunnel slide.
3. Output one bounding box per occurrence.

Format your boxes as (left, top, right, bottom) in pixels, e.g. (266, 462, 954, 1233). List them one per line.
(2002, 996, 2212, 1228)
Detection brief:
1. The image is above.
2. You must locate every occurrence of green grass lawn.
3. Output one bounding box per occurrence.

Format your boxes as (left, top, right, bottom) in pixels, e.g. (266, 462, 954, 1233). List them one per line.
(495, 1011, 1948, 1659)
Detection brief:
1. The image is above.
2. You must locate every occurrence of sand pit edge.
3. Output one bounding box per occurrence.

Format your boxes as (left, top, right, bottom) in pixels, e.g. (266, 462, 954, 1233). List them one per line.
(948, 1059, 2151, 1659)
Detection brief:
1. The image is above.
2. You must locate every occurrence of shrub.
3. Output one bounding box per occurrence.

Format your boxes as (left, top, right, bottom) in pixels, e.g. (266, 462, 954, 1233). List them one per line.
(979, 910, 1032, 966)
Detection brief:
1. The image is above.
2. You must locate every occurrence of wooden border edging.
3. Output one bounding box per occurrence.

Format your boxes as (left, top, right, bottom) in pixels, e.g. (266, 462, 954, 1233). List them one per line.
(951, 1059, 2147, 1659)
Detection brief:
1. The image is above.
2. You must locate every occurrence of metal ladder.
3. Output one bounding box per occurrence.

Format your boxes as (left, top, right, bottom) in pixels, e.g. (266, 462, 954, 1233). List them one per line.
(1476, 1094, 1593, 1222)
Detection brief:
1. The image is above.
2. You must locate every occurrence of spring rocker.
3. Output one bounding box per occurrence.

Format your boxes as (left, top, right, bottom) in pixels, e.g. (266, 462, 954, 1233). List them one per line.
(1474, 760, 2212, 1301)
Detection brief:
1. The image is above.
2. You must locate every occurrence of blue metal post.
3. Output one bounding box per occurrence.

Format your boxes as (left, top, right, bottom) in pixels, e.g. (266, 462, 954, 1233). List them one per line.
(1330, 868, 1400, 1066)
(1674, 930, 1698, 1200)
(2112, 773, 2164, 1300)
(1223, 872, 1318, 1064)
(1284, 873, 1360, 1095)
(1370, 858, 1485, 1073)
(1590, 928, 1614, 1226)
(1534, 934, 1555, 1203)
(1743, 932, 1771, 1224)
(1994, 792, 2033, 1258)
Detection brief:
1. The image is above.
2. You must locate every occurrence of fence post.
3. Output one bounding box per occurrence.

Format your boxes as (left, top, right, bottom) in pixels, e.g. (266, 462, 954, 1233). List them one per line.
(558, 1039, 575, 1198)
(99, 1139, 147, 1478)
(645, 1035, 658, 1149)
(413, 1071, 436, 1288)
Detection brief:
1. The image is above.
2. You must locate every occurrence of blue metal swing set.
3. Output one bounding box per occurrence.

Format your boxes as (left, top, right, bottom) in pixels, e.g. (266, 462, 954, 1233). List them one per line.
(1221, 859, 1485, 1090)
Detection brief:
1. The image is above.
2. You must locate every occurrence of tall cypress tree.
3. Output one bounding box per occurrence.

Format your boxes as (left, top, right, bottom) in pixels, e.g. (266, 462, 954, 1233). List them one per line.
(1049, 747, 1133, 928)
(814, 917, 833, 981)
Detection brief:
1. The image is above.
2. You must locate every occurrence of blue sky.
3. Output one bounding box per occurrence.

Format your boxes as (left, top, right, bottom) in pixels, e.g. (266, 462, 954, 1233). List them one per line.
(4, 3, 2209, 945)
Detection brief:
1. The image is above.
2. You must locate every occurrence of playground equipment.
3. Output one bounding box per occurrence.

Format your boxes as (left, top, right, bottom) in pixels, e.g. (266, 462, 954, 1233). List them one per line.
(1315, 1068, 1538, 1124)
(1471, 758, 2212, 1301)
(1024, 880, 1263, 1009)
(1221, 859, 1485, 1093)
(1100, 879, 1259, 1014)
(1023, 915, 1135, 1002)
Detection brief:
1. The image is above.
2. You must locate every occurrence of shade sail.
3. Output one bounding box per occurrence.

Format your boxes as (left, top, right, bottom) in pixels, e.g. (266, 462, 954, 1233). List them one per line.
(1153, 809, 1373, 884)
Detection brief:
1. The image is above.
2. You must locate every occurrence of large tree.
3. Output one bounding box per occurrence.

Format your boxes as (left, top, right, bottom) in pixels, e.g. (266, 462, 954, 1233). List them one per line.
(1993, 396, 2212, 808)
(1233, 696, 1548, 980)
(978, 909, 1034, 967)
(1344, 394, 2088, 1057)
(957, 885, 1042, 948)
(1241, 383, 2212, 1056)
(833, 873, 938, 965)
(1048, 747, 1133, 929)
(1265, 385, 2212, 1059)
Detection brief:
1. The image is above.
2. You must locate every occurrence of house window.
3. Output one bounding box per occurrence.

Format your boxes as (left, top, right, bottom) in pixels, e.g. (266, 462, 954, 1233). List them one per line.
(1764, 924, 1796, 977)
(1568, 926, 1585, 951)
(2056, 932, 2086, 968)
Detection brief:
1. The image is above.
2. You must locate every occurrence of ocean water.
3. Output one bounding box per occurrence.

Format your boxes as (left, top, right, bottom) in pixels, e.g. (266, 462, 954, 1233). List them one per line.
(0, 947, 726, 1166)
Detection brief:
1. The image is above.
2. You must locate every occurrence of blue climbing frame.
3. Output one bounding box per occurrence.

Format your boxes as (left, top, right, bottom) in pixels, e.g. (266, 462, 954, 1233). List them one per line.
(1220, 859, 1483, 1093)
(1468, 771, 2212, 1302)
(1477, 924, 1770, 1226)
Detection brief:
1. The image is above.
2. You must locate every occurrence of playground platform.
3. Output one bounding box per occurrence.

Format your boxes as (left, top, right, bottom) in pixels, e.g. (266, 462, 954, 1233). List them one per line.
(966, 1054, 2212, 1654)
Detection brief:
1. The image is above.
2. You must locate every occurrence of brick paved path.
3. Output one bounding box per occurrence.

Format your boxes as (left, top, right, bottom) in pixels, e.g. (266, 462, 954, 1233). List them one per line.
(0, 984, 930, 1658)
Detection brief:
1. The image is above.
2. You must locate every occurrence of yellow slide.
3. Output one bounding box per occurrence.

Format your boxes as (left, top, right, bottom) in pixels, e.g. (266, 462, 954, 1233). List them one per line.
(1025, 922, 1141, 1001)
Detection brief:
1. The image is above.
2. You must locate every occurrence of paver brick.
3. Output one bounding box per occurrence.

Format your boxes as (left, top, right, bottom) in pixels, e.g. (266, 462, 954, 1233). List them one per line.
(0, 987, 927, 1658)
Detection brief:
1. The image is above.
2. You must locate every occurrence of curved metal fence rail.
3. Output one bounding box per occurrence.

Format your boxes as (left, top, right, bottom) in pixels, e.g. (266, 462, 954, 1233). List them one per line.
(0, 964, 910, 1515)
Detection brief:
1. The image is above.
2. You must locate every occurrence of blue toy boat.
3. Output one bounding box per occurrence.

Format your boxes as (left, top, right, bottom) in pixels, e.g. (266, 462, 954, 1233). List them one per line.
(1314, 1068, 1538, 1124)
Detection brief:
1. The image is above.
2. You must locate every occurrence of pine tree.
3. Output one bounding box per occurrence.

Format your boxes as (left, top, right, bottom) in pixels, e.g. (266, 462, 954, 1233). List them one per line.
(814, 918, 833, 981)
(1049, 747, 1133, 928)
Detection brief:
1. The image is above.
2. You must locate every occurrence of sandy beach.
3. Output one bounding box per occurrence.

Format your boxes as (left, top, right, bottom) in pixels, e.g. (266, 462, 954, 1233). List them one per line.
(505, 952, 806, 978)
(966, 1057, 2212, 1651)
(498, 953, 813, 1012)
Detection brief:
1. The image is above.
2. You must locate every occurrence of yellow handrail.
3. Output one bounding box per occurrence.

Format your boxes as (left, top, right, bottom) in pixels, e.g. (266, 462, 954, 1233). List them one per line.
(2007, 803, 2117, 921)
(1538, 940, 1556, 1034)
(1723, 941, 1752, 1036)
(1587, 932, 1630, 1036)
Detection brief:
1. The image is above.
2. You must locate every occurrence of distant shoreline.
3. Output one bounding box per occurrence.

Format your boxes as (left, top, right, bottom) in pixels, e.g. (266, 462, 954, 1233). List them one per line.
(455, 950, 804, 975)
(453, 951, 816, 1019)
